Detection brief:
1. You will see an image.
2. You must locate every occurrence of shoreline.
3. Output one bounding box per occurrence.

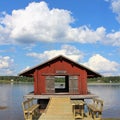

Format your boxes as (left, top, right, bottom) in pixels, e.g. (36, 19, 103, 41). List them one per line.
(1, 80, 120, 85)
(0, 80, 33, 84)
(88, 83, 120, 85)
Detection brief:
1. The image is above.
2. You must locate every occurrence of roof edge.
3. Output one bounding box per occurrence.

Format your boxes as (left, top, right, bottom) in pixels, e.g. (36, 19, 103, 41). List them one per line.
(19, 55, 102, 77)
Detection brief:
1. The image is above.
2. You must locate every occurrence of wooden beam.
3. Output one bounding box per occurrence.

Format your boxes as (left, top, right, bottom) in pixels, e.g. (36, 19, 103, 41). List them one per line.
(42, 73, 80, 76)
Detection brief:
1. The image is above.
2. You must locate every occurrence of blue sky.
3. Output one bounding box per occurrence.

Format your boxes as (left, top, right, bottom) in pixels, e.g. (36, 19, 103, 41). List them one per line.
(0, 0, 120, 76)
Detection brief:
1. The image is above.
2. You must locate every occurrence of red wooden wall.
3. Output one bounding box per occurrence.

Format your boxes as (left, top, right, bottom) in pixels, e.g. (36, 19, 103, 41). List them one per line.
(33, 59, 88, 95)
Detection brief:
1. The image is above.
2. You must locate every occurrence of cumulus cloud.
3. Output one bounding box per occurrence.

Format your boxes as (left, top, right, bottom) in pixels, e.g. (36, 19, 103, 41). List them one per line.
(105, 31, 120, 46)
(27, 46, 120, 76)
(0, 56, 15, 75)
(111, 0, 120, 23)
(103, 0, 120, 46)
(0, 24, 11, 45)
(83, 54, 120, 76)
(0, 1, 74, 44)
(105, 0, 120, 23)
(0, 1, 120, 46)
(26, 44, 84, 62)
(66, 26, 106, 43)
(1, 1, 104, 44)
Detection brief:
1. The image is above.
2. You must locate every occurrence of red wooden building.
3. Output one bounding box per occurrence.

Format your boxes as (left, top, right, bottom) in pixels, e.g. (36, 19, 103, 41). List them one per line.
(19, 55, 101, 95)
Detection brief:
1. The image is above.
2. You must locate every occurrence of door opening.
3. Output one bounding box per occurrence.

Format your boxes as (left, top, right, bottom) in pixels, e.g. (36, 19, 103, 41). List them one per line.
(55, 76, 69, 93)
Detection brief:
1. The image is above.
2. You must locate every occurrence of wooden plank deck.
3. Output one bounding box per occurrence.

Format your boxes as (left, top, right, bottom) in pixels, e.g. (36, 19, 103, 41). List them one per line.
(38, 97, 74, 120)
(38, 97, 94, 120)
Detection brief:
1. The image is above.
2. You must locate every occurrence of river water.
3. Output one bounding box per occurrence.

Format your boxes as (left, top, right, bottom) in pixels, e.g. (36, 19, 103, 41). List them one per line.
(0, 83, 120, 120)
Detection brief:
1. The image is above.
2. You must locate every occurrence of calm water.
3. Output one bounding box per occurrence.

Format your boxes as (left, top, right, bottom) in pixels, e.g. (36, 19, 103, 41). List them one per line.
(88, 84, 120, 118)
(0, 83, 33, 120)
(0, 83, 120, 120)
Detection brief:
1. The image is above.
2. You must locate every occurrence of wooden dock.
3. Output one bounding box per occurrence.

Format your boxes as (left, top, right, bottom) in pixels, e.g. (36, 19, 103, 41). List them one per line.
(21, 96, 103, 120)
(38, 97, 94, 120)
(38, 97, 74, 120)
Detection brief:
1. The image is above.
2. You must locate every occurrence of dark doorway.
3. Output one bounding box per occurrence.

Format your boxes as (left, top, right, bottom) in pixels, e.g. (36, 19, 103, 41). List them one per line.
(55, 76, 69, 93)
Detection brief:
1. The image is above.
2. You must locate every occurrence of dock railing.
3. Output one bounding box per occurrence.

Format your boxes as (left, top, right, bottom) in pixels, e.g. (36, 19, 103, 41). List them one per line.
(22, 98, 39, 120)
(87, 98, 103, 120)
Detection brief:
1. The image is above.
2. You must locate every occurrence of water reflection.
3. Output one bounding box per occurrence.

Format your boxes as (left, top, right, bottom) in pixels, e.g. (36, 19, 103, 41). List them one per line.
(0, 83, 120, 119)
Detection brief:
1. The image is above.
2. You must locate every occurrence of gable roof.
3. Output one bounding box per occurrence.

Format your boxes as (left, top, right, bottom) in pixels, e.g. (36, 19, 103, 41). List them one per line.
(19, 55, 102, 78)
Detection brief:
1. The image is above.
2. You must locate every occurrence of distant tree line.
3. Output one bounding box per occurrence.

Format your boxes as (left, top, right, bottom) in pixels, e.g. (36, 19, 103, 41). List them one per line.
(55, 77, 65, 83)
(0, 75, 120, 83)
(0, 76, 33, 82)
(88, 76, 120, 83)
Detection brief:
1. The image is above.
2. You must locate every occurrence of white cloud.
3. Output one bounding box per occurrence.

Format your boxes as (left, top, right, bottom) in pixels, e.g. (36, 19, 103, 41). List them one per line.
(0, 1, 120, 46)
(27, 47, 120, 76)
(0, 1, 74, 44)
(0, 56, 15, 75)
(0, 1, 112, 45)
(0, 56, 13, 69)
(0, 25, 11, 45)
(26, 44, 84, 62)
(66, 26, 106, 43)
(105, 31, 120, 46)
(103, 0, 120, 46)
(111, 0, 120, 23)
(20, 66, 30, 73)
(83, 54, 120, 76)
